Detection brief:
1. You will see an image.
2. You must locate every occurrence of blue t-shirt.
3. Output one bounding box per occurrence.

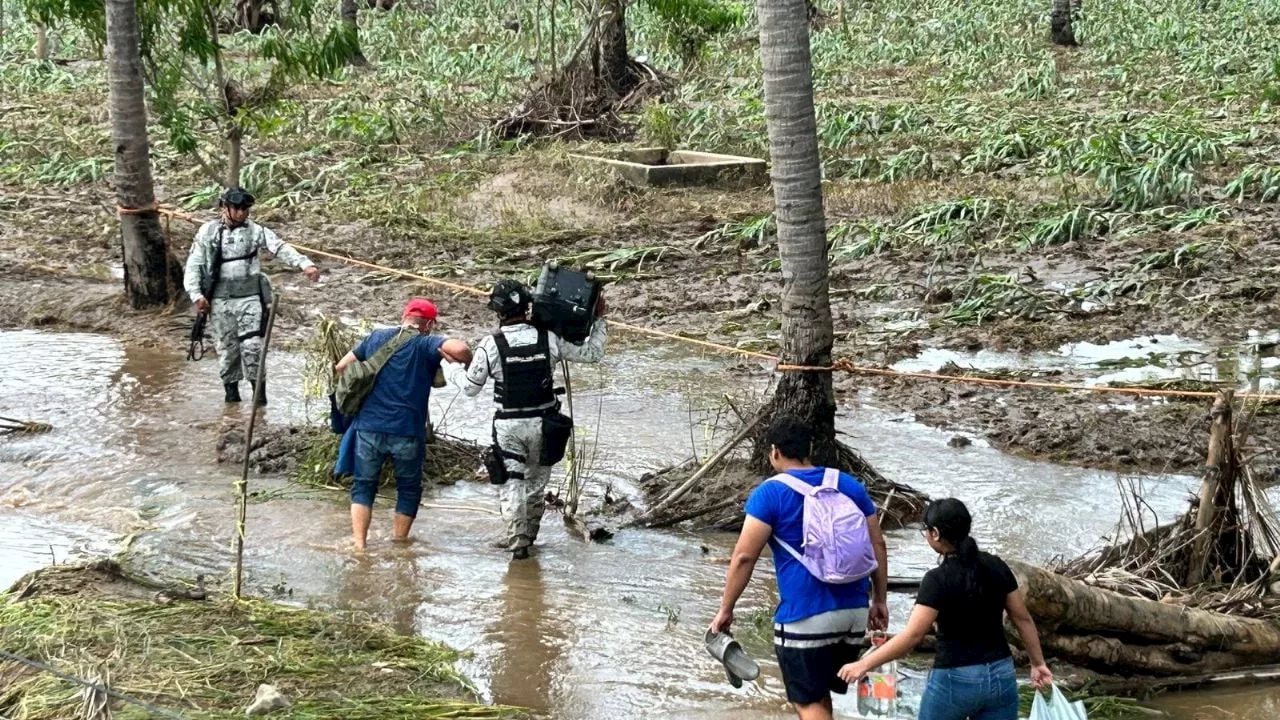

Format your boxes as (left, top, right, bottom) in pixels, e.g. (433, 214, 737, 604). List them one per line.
(744, 467, 878, 624)
(350, 329, 444, 440)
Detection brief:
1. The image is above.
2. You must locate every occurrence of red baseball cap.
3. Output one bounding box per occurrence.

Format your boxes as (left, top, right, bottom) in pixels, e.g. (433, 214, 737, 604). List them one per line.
(402, 298, 438, 320)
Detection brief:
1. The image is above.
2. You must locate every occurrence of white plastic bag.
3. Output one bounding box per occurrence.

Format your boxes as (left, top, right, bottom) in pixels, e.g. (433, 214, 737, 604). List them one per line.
(1028, 685, 1088, 720)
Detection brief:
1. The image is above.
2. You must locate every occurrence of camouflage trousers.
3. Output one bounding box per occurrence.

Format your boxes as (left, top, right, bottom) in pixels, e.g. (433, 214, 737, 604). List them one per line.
(494, 416, 553, 551)
(212, 295, 266, 385)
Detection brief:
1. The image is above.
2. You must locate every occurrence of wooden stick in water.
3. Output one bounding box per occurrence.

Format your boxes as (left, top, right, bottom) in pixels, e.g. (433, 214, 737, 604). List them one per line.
(234, 294, 280, 599)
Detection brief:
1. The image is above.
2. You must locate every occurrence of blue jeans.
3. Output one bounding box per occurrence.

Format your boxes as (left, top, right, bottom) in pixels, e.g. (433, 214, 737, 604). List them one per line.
(351, 431, 424, 517)
(919, 657, 1018, 720)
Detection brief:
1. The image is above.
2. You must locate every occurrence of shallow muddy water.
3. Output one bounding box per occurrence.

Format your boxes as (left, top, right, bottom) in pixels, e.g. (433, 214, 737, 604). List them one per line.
(0, 329, 1275, 719)
(893, 331, 1280, 393)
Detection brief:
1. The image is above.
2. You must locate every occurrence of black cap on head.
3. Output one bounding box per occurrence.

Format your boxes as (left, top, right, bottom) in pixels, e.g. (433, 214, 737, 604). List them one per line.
(219, 187, 255, 209)
(488, 279, 530, 318)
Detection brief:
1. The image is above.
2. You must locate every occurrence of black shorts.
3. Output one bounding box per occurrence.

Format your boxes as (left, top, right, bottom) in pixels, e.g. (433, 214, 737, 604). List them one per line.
(774, 608, 868, 705)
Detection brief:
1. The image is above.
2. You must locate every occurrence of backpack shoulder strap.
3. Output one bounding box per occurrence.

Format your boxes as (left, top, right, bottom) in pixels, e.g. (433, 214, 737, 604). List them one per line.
(821, 467, 841, 489)
(769, 473, 815, 497)
(366, 329, 412, 373)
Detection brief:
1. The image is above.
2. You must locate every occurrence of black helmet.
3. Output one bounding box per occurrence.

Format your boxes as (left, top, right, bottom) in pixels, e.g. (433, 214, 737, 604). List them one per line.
(488, 279, 530, 318)
(219, 187, 255, 209)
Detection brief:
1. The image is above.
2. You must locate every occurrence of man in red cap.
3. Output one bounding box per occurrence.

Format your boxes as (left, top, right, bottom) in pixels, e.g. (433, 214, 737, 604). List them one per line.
(335, 298, 471, 549)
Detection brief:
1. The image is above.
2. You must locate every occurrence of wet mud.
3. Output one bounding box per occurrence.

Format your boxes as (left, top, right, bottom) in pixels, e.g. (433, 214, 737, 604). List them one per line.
(3, 327, 1278, 717)
(849, 374, 1280, 480)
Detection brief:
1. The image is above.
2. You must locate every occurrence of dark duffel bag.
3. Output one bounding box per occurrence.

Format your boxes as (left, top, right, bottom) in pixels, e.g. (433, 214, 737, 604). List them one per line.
(540, 411, 574, 465)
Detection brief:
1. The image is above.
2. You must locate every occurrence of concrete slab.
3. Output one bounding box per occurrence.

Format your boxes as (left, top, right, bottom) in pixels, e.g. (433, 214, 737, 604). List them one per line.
(570, 147, 768, 187)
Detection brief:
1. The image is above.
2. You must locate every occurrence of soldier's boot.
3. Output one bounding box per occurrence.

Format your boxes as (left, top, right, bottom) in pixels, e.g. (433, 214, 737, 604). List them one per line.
(511, 547, 531, 561)
(253, 382, 267, 406)
(224, 383, 241, 403)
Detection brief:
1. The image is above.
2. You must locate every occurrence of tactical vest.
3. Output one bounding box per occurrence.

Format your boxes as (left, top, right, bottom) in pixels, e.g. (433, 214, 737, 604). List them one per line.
(492, 329, 556, 419)
(209, 225, 263, 299)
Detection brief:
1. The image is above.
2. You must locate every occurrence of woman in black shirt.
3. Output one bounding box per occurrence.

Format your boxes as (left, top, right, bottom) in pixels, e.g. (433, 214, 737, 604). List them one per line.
(838, 498, 1052, 720)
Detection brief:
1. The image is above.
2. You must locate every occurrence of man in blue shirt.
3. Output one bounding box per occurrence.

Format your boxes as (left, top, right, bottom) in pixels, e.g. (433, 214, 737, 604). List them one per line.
(335, 298, 470, 550)
(710, 417, 889, 720)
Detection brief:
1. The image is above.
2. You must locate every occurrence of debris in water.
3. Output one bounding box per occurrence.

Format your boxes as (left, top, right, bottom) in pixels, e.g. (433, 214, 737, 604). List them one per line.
(0, 415, 52, 435)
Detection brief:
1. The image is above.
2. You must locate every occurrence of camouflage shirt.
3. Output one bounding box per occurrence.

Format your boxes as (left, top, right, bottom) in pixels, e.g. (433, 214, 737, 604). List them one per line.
(183, 220, 314, 301)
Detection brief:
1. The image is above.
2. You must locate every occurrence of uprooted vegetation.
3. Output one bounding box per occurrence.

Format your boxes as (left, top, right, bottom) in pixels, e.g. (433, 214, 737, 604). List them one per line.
(1015, 394, 1280, 680)
(0, 561, 526, 719)
(2, 0, 1279, 471)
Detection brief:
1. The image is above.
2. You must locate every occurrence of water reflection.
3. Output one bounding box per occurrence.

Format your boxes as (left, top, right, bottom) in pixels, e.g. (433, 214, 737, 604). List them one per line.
(489, 558, 566, 711)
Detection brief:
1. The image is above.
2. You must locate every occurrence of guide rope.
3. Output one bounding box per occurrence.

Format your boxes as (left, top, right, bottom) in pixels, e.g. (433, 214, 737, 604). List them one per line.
(150, 205, 1280, 402)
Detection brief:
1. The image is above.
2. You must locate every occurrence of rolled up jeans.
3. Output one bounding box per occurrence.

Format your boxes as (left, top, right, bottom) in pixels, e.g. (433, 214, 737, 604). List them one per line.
(918, 657, 1018, 720)
(350, 430, 424, 518)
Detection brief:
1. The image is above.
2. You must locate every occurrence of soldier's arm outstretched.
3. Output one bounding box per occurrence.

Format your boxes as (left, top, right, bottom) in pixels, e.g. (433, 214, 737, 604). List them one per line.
(258, 225, 320, 281)
(446, 336, 495, 397)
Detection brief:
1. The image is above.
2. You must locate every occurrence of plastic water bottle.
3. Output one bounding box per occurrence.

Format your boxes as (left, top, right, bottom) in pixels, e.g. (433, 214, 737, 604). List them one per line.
(856, 633, 898, 717)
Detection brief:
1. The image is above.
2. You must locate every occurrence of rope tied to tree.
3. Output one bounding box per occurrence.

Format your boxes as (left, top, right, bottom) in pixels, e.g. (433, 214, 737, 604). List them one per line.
(143, 204, 1280, 402)
(115, 201, 161, 216)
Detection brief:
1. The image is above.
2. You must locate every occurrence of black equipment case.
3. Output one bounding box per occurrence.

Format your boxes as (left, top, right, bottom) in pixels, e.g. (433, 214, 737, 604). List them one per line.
(532, 262, 601, 343)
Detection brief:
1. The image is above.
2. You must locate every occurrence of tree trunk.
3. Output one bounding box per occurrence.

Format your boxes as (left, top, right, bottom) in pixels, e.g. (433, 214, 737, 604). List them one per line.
(1040, 633, 1261, 676)
(35, 23, 49, 59)
(1050, 0, 1077, 46)
(226, 127, 243, 188)
(751, 0, 838, 468)
(340, 0, 368, 65)
(594, 0, 634, 96)
(106, 0, 174, 309)
(1010, 560, 1280, 663)
(1188, 391, 1236, 585)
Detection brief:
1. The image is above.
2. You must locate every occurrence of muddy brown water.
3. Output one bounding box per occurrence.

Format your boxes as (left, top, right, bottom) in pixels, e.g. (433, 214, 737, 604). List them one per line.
(0, 329, 1275, 719)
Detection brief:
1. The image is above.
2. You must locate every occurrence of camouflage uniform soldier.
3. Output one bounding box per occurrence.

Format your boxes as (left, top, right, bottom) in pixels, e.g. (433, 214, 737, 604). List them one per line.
(183, 187, 320, 404)
(443, 279, 607, 560)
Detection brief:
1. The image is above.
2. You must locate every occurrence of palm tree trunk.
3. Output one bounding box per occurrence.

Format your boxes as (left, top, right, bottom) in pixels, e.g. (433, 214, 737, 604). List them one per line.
(751, 0, 839, 467)
(595, 0, 634, 96)
(227, 127, 243, 187)
(1051, 0, 1078, 46)
(35, 23, 49, 59)
(106, 0, 174, 308)
(340, 0, 368, 65)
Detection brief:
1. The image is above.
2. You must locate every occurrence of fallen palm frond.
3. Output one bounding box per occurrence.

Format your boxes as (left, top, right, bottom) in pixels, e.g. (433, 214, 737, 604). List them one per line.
(0, 416, 52, 435)
(0, 563, 526, 720)
(301, 314, 360, 401)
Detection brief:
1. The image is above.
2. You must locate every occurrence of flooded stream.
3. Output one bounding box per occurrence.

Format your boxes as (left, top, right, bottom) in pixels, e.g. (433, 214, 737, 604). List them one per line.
(1, 329, 1276, 719)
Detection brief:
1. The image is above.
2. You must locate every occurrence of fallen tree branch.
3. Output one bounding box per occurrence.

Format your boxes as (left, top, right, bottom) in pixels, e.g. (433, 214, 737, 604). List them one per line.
(640, 411, 765, 524)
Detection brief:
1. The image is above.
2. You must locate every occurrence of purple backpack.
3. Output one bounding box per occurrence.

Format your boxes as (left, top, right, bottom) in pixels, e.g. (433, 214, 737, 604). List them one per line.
(771, 468, 879, 584)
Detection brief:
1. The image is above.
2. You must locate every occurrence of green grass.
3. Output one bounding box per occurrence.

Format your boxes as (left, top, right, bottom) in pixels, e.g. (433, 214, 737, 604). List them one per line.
(0, 565, 524, 720)
(4, 0, 1280, 344)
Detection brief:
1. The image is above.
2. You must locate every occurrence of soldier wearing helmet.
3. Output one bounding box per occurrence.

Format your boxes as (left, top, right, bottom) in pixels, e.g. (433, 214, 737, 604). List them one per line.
(183, 187, 321, 404)
(444, 278, 608, 560)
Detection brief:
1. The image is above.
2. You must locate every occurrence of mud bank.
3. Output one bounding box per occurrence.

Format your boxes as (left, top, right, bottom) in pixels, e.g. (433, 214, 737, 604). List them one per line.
(0, 561, 525, 720)
(841, 369, 1280, 480)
